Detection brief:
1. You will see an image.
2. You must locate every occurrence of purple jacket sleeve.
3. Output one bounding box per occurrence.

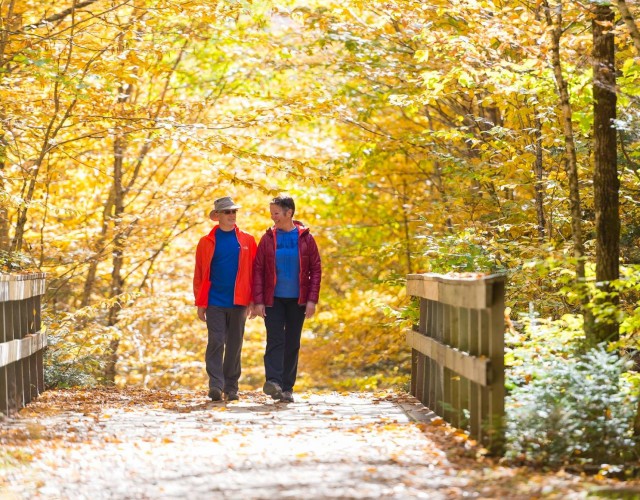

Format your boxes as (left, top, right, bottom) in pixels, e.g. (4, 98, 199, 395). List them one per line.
(307, 234, 321, 303)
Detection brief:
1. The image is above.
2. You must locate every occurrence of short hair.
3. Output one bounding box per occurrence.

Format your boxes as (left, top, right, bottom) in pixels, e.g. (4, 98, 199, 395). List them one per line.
(270, 195, 295, 215)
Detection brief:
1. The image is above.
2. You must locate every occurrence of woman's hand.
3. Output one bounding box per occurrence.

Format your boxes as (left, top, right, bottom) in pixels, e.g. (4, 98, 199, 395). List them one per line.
(305, 301, 316, 319)
(254, 304, 266, 318)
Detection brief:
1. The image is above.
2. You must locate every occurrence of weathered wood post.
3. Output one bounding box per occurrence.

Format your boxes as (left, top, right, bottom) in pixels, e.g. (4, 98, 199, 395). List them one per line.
(0, 273, 47, 416)
(406, 273, 505, 453)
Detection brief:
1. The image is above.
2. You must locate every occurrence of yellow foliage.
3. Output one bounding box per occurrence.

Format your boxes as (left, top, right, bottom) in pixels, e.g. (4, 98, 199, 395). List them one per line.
(2, 0, 639, 392)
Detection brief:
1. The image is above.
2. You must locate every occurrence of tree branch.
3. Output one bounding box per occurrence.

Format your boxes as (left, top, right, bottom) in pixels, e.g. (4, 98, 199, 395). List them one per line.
(24, 0, 102, 31)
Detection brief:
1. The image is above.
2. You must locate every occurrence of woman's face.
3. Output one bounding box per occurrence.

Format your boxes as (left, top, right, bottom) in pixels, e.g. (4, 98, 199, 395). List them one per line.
(270, 204, 293, 230)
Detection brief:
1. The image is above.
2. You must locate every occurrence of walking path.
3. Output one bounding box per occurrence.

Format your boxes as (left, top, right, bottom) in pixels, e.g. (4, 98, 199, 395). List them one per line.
(0, 388, 610, 499)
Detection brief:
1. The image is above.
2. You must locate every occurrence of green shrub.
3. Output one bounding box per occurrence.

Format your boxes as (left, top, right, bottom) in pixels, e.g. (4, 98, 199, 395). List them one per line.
(0, 250, 37, 273)
(44, 330, 101, 389)
(42, 297, 133, 388)
(420, 229, 499, 273)
(505, 345, 638, 466)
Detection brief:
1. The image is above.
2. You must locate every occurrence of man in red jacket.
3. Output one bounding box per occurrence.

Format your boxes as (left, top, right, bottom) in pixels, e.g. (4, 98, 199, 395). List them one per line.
(193, 196, 257, 402)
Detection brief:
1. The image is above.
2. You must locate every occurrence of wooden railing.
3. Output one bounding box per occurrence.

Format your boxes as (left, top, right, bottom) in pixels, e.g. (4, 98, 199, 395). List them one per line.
(0, 273, 47, 416)
(406, 273, 505, 453)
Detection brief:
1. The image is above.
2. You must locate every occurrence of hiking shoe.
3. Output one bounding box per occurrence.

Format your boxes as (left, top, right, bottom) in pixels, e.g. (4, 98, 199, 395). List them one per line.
(208, 387, 222, 401)
(282, 391, 294, 403)
(263, 380, 283, 400)
(225, 391, 239, 401)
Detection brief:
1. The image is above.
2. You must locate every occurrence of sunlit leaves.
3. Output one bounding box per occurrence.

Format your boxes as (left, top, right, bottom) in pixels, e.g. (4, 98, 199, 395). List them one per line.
(2, 0, 640, 393)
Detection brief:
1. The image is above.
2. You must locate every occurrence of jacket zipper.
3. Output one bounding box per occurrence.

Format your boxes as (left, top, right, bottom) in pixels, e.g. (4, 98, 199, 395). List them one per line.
(271, 229, 278, 296)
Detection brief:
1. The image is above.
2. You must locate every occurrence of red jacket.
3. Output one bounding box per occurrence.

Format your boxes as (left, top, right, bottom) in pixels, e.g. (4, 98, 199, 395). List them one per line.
(193, 225, 257, 307)
(253, 222, 321, 306)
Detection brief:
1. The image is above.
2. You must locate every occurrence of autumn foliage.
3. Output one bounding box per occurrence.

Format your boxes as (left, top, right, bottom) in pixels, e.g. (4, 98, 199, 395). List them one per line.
(1, 0, 640, 427)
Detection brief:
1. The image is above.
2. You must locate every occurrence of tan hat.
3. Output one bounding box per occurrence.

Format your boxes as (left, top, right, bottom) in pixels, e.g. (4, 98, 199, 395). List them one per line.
(209, 196, 241, 220)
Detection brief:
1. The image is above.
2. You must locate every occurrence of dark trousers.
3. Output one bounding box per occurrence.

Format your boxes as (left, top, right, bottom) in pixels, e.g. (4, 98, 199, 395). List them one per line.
(264, 297, 306, 392)
(205, 306, 247, 393)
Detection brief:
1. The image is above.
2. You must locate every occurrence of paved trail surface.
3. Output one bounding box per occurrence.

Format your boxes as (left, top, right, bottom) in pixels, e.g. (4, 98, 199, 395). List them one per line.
(0, 389, 603, 499)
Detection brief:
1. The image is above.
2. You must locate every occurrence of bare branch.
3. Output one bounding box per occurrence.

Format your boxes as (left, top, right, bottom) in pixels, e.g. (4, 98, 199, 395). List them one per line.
(23, 0, 102, 31)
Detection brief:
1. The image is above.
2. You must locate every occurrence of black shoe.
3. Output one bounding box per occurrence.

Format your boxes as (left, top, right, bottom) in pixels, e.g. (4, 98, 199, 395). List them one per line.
(208, 387, 222, 401)
(282, 391, 294, 403)
(225, 391, 239, 401)
(263, 380, 283, 400)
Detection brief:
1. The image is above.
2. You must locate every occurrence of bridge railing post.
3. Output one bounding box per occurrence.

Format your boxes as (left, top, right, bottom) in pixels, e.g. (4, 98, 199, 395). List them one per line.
(406, 273, 505, 454)
(0, 273, 47, 417)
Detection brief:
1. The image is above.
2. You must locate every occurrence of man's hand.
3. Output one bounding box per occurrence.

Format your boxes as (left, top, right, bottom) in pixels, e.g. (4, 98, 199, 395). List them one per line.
(305, 302, 316, 319)
(254, 304, 266, 318)
(197, 307, 207, 322)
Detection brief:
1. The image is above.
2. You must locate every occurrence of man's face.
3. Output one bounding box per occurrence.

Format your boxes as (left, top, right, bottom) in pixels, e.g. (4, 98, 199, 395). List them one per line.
(217, 209, 237, 229)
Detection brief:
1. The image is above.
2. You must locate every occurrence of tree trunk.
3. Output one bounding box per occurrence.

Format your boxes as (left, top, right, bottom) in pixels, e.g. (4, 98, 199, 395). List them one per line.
(0, 3, 17, 254)
(104, 132, 126, 383)
(533, 113, 546, 241)
(80, 189, 115, 308)
(615, 0, 640, 55)
(591, 4, 619, 345)
(10, 67, 79, 252)
(0, 135, 9, 253)
(0, 0, 18, 67)
(401, 178, 413, 275)
(543, 0, 585, 279)
(11, 161, 43, 253)
(103, 79, 132, 383)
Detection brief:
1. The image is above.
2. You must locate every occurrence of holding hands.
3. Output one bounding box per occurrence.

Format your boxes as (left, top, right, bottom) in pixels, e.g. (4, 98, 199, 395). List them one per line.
(251, 304, 266, 318)
(247, 302, 316, 319)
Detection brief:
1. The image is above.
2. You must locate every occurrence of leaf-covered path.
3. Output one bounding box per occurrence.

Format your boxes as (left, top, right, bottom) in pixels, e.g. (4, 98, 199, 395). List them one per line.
(0, 388, 611, 499)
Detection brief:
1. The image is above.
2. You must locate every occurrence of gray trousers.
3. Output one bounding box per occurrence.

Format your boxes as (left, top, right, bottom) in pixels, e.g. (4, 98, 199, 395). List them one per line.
(205, 306, 247, 393)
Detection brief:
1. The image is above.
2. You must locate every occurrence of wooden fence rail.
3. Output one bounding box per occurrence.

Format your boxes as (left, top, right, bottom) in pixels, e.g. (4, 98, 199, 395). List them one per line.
(0, 273, 47, 416)
(406, 273, 505, 453)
